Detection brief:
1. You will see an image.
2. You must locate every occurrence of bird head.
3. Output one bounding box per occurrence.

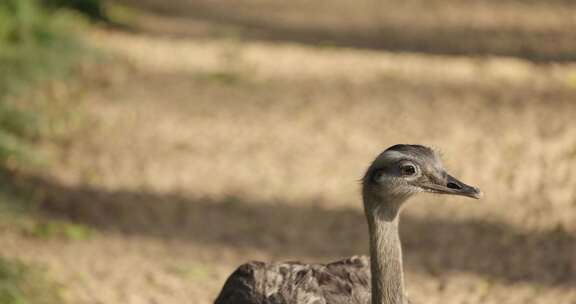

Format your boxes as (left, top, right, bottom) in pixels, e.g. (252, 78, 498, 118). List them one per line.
(363, 144, 482, 213)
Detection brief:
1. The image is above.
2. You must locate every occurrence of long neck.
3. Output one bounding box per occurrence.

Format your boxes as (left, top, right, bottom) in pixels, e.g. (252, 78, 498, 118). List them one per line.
(365, 197, 406, 304)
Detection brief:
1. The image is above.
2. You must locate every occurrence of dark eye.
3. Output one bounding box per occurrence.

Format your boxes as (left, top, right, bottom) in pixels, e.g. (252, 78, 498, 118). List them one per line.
(400, 165, 416, 176)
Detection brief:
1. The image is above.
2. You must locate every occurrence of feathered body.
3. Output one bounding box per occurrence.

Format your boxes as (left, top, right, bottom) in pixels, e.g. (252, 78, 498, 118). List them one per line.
(215, 256, 371, 304)
(214, 145, 481, 304)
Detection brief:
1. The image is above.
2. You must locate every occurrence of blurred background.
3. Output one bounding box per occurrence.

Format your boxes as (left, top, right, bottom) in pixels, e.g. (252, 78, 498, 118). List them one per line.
(1, 0, 575, 303)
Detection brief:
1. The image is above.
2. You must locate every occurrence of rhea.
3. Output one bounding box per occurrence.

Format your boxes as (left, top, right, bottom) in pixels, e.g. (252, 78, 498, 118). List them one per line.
(215, 144, 482, 304)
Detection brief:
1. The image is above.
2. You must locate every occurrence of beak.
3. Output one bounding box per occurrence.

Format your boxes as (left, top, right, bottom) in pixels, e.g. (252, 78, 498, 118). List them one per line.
(420, 174, 483, 199)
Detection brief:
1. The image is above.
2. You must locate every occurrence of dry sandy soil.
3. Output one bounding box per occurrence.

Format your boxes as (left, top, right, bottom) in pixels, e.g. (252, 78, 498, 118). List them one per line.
(2, 1, 576, 303)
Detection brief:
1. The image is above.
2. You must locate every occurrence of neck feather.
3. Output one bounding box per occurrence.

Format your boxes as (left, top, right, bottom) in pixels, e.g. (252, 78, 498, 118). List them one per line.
(365, 195, 406, 304)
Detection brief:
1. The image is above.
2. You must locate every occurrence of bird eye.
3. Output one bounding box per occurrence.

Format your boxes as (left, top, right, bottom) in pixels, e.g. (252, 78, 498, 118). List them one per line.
(400, 164, 417, 176)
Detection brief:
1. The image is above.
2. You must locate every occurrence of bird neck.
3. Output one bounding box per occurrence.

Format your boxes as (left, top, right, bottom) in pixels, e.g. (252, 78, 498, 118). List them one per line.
(365, 197, 406, 304)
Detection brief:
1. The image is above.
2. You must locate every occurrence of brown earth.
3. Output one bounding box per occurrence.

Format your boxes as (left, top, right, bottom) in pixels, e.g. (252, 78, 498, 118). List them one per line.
(2, 1, 576, 303)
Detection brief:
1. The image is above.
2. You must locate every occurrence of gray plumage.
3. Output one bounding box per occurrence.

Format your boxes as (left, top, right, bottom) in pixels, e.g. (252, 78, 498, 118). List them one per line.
(215, 256, 371, 304)
(215, 144, 482, 304)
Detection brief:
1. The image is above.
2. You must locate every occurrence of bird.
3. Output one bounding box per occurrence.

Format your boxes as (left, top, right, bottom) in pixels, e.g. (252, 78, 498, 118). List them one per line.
(214, 144, 482, 304)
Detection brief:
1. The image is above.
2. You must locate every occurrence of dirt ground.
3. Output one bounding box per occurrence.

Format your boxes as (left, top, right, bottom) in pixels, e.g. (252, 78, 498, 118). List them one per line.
(2, 1, 576, 303)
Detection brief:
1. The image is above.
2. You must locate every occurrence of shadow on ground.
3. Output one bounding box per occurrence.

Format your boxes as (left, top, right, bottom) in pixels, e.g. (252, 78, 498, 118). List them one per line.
(15, 173, 575, 288)
(118, 0, 576, 62)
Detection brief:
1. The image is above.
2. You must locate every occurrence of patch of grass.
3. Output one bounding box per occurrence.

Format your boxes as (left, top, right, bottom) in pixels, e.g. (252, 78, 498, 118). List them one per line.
(43, 0, 108, 22)
(0, 0, 98, 173)
(27, 220, 96, 241)
(44, 0, 141, 27)
(0, 257, 63, 304)
(0, 0, 88, 170)
(0, 104, 42, 170)
(0, 0, 82, 48)
(104, 2, 141, 26)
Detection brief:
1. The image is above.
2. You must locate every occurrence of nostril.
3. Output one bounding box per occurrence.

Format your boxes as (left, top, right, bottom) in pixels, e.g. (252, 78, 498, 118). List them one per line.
(447, 182, 462, 190)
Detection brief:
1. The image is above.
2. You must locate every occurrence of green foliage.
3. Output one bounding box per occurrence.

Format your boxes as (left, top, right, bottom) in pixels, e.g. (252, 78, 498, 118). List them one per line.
(0, 104, 40, 168)
(0, 0, 86, 170)
(0, 0, 78, 47)
(0, 257, 63, 304)
(44, 0, 108, 22)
